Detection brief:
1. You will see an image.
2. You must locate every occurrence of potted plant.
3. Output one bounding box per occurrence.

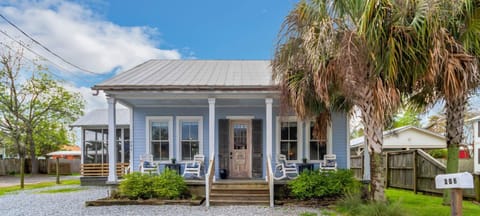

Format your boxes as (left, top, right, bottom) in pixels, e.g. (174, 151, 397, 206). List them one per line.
(302, 158, 308, 164)
(171, 158, 176, 164)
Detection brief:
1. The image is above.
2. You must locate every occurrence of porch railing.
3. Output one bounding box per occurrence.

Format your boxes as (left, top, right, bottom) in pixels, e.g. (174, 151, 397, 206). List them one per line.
(205, 152, 215, 207)
(80, 163, 129, 177)
(266, 154, 274, 207)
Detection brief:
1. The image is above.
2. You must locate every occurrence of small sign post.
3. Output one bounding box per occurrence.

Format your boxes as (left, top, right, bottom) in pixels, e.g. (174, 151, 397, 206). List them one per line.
(435, 172, 474, 216)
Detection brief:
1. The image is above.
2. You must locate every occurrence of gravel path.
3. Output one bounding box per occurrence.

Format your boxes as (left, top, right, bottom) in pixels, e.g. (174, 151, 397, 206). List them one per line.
(0, 185, 325, 216)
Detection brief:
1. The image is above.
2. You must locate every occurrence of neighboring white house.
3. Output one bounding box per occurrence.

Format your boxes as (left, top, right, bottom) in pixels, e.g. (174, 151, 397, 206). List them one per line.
(350, 125, 446, 155)
(464, 116, 480, 174)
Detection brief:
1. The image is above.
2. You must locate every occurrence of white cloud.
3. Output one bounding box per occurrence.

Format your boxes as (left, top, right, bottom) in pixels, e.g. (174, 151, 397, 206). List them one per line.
(0, 0, 181, 74)
(1, 0, 181, 114)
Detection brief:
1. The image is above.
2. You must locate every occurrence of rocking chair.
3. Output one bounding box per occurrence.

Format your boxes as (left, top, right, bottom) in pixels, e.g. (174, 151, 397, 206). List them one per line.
(273, 154, 298, 180)
(182, 154, 205, 178)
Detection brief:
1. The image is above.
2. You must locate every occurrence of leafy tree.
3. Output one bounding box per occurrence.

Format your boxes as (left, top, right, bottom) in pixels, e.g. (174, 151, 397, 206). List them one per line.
(386, 108, 422, 130)
(21, 71, 83, 173)
(0, 46, 84, 187)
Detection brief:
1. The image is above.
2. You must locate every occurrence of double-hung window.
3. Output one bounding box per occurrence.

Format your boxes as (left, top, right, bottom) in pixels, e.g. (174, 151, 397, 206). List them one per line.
(307, 121, 327, 161)
(147, 117, 172, 161)
(177, 116, 203, 161)
(277, 117, 301, 161)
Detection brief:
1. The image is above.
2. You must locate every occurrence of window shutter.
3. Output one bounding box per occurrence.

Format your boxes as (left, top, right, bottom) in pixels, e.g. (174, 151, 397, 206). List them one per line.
(218, 119, 229, 174)
(252, 119, 263, 178)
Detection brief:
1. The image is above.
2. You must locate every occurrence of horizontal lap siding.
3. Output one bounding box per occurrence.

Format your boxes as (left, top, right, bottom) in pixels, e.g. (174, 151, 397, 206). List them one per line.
(331, 112, 348, 169)
(132, 107, 209, 171)
(131, 104, 348, 173)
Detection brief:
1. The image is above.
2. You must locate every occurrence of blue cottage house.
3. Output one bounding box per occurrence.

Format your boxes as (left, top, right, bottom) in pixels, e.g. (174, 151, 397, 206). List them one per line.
(92, 60, 350, 184)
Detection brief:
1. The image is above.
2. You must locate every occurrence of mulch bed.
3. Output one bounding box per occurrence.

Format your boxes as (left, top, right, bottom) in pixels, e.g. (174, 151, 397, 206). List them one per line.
(85, 197, 205, 206)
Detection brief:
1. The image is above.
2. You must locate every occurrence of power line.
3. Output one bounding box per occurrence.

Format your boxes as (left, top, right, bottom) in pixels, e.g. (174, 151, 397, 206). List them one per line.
(0, 30, 98, 84)
(0, 13, 102, 75)
(0, 42, 64, 80)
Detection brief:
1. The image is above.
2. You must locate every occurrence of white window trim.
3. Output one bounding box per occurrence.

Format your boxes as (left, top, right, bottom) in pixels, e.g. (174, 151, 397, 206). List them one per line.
(276, 116, 303, 163)
(305, 121, 332, 163)
(146, 116, 173, 163)
(176, 116, 203, 163)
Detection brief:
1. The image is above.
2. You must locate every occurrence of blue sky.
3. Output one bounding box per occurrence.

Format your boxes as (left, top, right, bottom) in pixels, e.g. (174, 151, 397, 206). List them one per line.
(105, 1, 295, 60)
(0, 0, 297, 110)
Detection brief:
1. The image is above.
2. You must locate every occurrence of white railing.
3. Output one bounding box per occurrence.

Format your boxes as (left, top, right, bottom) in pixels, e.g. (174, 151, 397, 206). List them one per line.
(266, 154, 274, 207)
(205, 152, 215, 207)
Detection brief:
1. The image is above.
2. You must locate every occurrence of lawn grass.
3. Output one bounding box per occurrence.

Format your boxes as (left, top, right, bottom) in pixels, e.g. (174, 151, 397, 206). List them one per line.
(0, 179, 80, 196)
(387, 188, 480, 216)
(36, 187, 83, 194)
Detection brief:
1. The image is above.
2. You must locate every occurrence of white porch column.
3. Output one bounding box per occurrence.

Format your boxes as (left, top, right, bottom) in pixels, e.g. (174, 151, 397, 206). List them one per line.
(208, 98, 216, 157)
(208, 98, 215, 182)
(107, 96, 117, 183)
(266, 98, 273, 159)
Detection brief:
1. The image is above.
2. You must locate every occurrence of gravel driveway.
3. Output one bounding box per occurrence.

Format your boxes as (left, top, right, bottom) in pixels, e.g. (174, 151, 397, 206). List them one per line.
(0, 185, 325, 216)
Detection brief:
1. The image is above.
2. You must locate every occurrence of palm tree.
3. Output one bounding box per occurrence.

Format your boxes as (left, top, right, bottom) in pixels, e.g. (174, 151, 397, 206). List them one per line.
(409, 0, 480, 204)
(273, 0, 433, 201)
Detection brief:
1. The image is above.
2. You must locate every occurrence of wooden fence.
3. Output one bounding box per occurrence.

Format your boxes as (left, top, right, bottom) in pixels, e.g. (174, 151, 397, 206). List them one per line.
(350, 149, 477, 198)
(0, 159, 48, 175)
(80, 163, 129, 177)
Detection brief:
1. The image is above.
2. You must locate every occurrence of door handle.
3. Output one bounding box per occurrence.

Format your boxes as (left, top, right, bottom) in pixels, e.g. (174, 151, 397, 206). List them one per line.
(230, 152, 232, 155)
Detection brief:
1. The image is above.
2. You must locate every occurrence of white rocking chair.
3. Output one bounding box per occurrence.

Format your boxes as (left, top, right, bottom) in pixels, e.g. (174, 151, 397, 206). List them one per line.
(320, 154, 337, 171)
(182, 154, 205, 178)
(273, 154, 299, 180)
(139, 154, 158, 174)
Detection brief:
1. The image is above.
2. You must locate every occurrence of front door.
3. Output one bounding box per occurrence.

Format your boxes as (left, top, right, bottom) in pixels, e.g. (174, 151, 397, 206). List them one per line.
(229, 120, 251, 178)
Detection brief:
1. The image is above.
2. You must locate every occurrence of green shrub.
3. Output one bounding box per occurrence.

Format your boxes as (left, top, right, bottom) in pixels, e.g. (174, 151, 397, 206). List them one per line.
(287, 169, 359, 200)
(118, 170, 188, 200)
(119, 172, 155, 199)
(152, 169, 188, 199)
(337, 193, 407, 216)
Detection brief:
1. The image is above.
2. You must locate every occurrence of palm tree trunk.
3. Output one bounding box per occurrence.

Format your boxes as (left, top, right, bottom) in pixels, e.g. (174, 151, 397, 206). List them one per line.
(443, 96, 465, 205)
(359, 90, 386, 202)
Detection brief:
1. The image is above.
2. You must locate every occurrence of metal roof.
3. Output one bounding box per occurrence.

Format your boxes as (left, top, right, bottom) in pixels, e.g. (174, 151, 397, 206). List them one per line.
(70, 109, 130, 127)
(92, 60, 276, 91)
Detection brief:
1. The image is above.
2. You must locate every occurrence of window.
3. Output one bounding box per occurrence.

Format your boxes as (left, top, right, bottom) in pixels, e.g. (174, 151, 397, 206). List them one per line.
(147, 117, 173, 161)
(115, 128, 130, 163)
(83, 128, 130, 164)
(83, 128, 108, 163)
(177, 117, 203, 161)
(308, 121, 327, 161)
(277, 117, 301, 161)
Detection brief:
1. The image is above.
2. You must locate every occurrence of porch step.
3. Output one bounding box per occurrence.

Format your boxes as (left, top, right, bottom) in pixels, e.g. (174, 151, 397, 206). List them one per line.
(209, 181, 270, 206)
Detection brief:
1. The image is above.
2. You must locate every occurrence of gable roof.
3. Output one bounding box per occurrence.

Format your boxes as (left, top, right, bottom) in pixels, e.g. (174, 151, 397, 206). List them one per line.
(92, 60, 276, 91)
(350, 125, 446, 149)
(70, 109, 130, 127)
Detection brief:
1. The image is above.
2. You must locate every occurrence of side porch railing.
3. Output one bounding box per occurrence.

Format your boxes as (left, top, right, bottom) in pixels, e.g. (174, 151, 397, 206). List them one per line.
(205, 152, 215, 207)
(266, 154, 274, 207)
(80, 163, 129, 177)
